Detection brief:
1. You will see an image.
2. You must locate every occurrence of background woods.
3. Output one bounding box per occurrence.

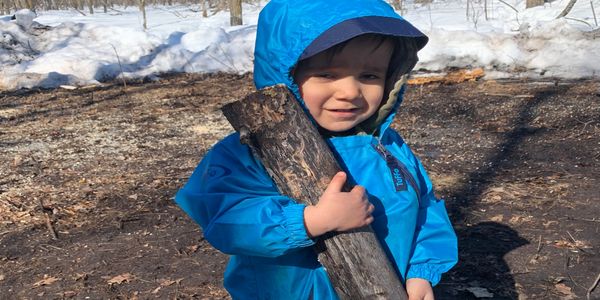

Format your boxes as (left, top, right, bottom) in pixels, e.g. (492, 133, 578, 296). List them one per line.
(1, 0, 251, 22)
(3, 0, 599, 29)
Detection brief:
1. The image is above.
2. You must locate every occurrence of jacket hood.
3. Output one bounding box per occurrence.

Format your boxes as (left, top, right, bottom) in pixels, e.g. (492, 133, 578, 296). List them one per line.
(253, 0, 428, 135)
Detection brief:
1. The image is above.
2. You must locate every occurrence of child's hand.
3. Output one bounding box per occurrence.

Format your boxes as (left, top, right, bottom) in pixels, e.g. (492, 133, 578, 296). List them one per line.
(303, 172, 374, 237)
(406, 278, 434, 300)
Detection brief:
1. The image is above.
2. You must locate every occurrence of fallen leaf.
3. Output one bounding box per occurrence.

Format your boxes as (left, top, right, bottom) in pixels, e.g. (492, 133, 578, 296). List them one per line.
(151, 286, 161, 294)
(555, 283, 575, 298)
(160, 279, 176, 287)
(0, 274, 4, 281)
(554, 239, 593, 250)
(186, 245, 199, 253)
(74, 273, 88, 281)
(490, 214, 504, 222)
(107, 273, 133, 285)
(33, 275, 60, 287)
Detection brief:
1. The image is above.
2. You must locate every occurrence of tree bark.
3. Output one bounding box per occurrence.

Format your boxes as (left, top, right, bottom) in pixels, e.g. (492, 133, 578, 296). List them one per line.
(526, 0, 544, 8)
(221, 85, 408, 299)
(229, 0, 242, 25)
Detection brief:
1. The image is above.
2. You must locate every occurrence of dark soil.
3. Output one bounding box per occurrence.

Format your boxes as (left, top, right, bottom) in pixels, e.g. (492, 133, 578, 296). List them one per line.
(1, 73, 598, 299)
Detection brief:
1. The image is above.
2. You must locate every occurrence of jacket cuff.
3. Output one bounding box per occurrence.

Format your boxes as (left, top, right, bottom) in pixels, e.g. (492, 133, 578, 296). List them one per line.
(282, 204, 315, 248)
(406, 263, 447, 286)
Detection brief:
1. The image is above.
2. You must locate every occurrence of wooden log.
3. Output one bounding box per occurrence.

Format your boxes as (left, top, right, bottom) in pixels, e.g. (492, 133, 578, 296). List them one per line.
(221, 85, 408, 299)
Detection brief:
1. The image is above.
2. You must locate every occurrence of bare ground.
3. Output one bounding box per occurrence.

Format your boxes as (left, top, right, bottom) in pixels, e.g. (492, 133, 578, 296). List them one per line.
(0, 73, 598, 299)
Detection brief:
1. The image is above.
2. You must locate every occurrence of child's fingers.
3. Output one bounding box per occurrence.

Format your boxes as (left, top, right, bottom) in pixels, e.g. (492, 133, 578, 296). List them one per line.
(324, 172, 346, 193)
(367, 203, 375, 214)
(350, 185, 366, 198)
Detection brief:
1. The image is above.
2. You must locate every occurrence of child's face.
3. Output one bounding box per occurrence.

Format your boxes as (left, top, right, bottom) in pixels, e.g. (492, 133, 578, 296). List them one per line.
(294, 35, 394, 132)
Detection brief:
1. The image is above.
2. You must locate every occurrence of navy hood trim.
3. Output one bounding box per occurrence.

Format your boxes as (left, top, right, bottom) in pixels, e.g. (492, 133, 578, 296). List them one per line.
(299, 16, 428, 61)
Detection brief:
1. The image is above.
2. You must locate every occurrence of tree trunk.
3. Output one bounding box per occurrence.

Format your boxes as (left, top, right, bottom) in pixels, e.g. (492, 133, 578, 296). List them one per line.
(201, 0, 207, 17)
(1, 0, 8, 15)
(229, 0, 242, 25)
(139, 0, 147, 30)
(221, 85, 408, 299)
(526, 0, 544, 8)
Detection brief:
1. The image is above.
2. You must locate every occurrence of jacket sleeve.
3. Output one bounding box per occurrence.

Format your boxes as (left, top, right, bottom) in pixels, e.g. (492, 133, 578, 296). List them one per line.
(404, 147, 458, 286)
(175, 134, 315, 257)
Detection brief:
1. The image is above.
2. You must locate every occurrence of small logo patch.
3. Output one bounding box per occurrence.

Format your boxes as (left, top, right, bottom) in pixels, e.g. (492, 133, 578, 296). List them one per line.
(389, 162, 407, 192)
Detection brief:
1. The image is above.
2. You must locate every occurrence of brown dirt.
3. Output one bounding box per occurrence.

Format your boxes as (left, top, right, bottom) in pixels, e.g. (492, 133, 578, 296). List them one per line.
(1, 73, 598, 299)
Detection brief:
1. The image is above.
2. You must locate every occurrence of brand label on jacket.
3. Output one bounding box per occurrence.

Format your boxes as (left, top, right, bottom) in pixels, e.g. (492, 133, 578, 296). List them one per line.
(389, 161, 408, 192)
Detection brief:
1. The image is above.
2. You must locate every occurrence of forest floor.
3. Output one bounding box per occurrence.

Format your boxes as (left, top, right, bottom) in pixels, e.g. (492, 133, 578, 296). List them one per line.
(0, 73, 599, 299)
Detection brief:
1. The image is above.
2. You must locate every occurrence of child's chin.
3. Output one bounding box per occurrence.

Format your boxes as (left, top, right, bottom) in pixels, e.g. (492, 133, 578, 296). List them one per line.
(320, 124, 357, 133)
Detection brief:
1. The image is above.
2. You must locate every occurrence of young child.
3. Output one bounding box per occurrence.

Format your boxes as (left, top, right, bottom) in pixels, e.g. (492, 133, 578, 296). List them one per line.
(175, 0, 458, 299)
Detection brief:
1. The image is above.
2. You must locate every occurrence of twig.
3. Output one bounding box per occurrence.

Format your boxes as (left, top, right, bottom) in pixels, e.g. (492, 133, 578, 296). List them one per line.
(566, 230, 577, 243)
(587, 273, 600, 300)
(39, 244, 65, 251)
(74, 8, 87, 16)
(108, 7, 124, 13)
(536, 235, 543, 253)
(574, 217, 600, 223)
(110, 44, 127, 89)
(497, 0, 520, 24)
(567, 272, 586, 290)
(566, 231, 591, 254)
(591, 0, 598, 27)
(576, 118, 596, 132)
(564, 17, 593, 28)
(39, 199, 58, 240)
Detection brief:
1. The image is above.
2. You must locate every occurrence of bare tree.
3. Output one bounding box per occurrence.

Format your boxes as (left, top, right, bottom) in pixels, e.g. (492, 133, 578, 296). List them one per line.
(229, 0, 242, 25)
(201, 0, 207, 17)
(139, 0, 147, 29)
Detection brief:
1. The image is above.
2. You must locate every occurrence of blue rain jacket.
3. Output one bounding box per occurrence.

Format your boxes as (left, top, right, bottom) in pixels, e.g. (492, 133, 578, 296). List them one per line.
(176, 0, 458, 299)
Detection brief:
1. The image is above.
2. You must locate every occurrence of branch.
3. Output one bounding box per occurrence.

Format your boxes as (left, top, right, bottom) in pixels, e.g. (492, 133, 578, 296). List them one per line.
(556, 0, 578, 18)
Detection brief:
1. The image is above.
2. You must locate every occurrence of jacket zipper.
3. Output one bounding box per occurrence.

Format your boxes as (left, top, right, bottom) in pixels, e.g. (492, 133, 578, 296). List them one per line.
(371, 139, 422, 206)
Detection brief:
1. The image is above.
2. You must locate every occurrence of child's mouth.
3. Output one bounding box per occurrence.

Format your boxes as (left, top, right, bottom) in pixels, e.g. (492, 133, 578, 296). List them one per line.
(330, 108, 358, 112)
(327, 108, 360, 119)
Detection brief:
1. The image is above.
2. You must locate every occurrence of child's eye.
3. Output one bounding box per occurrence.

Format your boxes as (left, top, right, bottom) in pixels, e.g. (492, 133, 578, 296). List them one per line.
(361, 73, 382, 80)
(314, 72, 334, 79)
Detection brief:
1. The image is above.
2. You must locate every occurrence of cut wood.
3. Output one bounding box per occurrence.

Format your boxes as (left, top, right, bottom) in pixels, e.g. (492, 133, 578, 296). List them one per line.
(221, 85, 407, 299)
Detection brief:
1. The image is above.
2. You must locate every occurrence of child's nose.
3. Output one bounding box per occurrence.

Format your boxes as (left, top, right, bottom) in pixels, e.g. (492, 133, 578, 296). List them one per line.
(333, 77, 361, 101)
